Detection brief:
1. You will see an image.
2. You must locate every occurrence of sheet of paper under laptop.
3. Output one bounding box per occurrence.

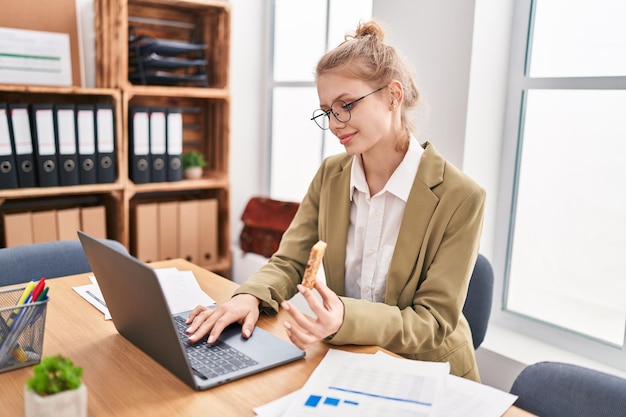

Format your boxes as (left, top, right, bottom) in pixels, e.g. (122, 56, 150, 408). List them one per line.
(73, 267, 216, 319)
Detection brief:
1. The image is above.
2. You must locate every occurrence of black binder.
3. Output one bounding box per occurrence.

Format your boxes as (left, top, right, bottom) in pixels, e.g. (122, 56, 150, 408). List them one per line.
(129, 107, 150, 184)
(31, 104, 60, 187)
(0, 103, 19, 189)
(149, 108, 167, 182)
(54, 104, 80, 186)
(166, 108, 183, 182)
(76, 104, 97, 184)
(95, 104, 116, 183)
(8, 103, 37, 188)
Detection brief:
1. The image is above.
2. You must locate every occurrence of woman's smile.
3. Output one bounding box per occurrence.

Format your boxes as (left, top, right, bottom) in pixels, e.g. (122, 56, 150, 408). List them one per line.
(339, 132, 356, 145)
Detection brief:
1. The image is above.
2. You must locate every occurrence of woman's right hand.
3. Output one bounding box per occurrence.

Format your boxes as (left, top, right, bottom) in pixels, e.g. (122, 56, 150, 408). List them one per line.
(185, 293, 261, 344)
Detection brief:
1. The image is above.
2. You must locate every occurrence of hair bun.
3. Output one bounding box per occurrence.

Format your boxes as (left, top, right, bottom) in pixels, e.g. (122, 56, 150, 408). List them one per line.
(352, 21, 385, 41)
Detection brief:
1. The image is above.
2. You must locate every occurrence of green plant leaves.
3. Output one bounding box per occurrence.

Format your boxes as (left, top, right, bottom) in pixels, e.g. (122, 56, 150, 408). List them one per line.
(26, 355, 83, 396)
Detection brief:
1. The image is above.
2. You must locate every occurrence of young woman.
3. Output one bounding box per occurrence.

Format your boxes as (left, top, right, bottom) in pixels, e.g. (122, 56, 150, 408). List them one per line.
(186, 20, 485, 381)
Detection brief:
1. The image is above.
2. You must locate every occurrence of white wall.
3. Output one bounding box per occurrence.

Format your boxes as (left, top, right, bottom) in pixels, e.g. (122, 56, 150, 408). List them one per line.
(229, 0, 270, 246)
(372, 0, 476, 169)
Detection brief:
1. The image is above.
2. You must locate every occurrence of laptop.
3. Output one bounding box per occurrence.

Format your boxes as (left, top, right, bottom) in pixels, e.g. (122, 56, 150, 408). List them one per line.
(77, 231, 305, 390)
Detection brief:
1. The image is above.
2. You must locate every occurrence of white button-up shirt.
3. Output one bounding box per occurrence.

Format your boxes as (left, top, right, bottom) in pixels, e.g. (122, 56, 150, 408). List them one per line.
(345, 136, 423, 302)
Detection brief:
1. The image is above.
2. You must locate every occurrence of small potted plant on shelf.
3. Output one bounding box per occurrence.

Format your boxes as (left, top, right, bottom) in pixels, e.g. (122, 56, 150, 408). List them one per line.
(182, 150, 207, 179)
(24, 354, 87, 417)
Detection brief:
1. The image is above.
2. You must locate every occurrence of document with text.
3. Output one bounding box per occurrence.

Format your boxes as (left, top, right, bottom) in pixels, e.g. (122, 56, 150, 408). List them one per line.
(281, 349, 449, 417)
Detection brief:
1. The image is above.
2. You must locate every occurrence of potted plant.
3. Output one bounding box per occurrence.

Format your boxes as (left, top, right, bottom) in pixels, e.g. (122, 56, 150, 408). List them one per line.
(182, 150, 207, 179)
(24, 355, 87, 417)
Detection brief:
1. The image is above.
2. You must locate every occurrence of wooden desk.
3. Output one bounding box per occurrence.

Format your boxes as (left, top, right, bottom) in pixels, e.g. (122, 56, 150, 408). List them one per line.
(0, 259, 535, 416)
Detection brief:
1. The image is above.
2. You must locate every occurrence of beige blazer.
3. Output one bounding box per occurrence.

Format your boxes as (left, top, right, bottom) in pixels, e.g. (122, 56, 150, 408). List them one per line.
(235, 142, 486, 380)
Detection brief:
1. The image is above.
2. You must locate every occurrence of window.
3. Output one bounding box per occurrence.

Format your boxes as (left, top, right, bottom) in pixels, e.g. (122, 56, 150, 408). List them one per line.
(498, 0, 626, 369)
(269, 0, 372, 201)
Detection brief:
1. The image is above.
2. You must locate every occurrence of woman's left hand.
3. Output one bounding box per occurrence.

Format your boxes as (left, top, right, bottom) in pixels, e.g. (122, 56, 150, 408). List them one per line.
(280, 279, 344, 350)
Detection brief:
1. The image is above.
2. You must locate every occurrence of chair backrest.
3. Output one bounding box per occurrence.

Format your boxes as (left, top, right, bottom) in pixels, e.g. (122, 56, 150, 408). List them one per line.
(510, 361, 626, 417)
(462, 253, 494, 349)
(0, 239, 127, 287)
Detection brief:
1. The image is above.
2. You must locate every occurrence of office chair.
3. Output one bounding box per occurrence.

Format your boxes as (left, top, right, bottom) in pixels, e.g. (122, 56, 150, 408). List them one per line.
(462, 253, 494, 349)
(0, 239, 127, 287)
(510, 361, 626, 417)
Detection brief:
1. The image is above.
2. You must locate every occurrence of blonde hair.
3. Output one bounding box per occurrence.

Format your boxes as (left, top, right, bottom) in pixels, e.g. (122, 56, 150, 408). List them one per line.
(316, 21, 420, 139)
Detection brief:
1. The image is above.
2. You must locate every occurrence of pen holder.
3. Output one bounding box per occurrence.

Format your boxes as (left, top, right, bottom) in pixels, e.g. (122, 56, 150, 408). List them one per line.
(0, 286, 48, 373)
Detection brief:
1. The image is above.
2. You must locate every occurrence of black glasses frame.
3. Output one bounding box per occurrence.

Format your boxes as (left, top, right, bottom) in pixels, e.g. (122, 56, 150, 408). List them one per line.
(311, 86, 386, 130)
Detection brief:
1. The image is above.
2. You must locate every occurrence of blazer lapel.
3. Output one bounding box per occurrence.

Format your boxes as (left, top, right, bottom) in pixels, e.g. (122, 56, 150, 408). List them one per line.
(323, 158, 352, 296)
(385, 142, 445, 303)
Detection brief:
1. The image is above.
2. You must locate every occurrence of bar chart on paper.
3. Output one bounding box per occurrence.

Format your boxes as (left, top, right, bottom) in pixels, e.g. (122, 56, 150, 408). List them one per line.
(300, 389, 432, 416)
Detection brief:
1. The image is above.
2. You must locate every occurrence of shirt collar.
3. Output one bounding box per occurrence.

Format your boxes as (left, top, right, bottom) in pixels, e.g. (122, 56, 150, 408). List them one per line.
(350, 135, 423, 201)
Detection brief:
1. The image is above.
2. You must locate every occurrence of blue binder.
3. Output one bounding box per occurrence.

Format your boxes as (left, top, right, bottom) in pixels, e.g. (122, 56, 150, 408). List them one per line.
(31, 104, 60, 187)
(76, 105, 97, 184)
(0, 103, 19, 189)
(54, 104, 79, 186)
(8, 103, 37, 188)
(95, 104, 116, 183)
(129, 107, 150, 184)
(149, 108, 167, 183)
(166, 108, 183, 182)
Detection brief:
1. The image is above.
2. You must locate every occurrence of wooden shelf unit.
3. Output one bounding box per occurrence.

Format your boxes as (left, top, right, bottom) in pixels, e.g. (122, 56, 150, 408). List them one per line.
(0, 0, 232, 277)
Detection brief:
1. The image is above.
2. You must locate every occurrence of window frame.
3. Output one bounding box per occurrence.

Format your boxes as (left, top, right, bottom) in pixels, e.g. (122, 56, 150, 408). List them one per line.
(267, 0, 329, 200)
(267, 0, 373, 201)
(493, 0, 626, 370)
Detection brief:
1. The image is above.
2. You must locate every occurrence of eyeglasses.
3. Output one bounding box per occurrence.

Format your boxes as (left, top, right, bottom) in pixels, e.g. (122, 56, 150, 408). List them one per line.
(311, 86, 386, 130)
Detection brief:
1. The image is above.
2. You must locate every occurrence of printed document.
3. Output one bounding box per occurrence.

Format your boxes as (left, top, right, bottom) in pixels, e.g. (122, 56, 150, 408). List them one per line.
(0, 27, 72, 86)
(281, 349, 449, 417)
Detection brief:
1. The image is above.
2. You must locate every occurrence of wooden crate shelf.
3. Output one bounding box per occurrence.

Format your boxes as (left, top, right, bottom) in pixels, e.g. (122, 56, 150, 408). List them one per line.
(0, 0, 232, 276)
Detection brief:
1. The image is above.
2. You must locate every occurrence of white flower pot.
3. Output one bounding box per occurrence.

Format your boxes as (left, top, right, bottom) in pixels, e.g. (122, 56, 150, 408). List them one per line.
(24, 384, 87, 417)
(184, 166, 203, 179)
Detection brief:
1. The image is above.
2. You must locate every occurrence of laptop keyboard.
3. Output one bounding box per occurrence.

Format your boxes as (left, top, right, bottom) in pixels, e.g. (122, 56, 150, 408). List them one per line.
(173, 316, 258, 380)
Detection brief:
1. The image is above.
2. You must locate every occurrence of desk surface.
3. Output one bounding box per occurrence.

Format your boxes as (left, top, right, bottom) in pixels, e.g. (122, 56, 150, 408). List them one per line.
(0, 259, 535, 417)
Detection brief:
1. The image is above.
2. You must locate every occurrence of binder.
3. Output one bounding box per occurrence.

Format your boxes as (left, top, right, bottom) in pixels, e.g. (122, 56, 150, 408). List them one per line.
(32, 210, 58, 243)
(80, 206, 107, 239)
(95, 104, 116, 183)
(54, 104, 79, 186)
(3, 212, 33, 247)
(129, 107, 150, 184)
(178, 199, 199, 263)
(56, 207, 81, 240)
(76, 105, 97, 184)
(31, 104, 59, 187)
(0, 103, 19, 189)
(157, 201, 179, 260)
(8, 104, 37, 188)
(134, 202, 159, 263)
(198, 199, 218, 267)
(166, 108, 183, 182)
(149, 108, 167, 183)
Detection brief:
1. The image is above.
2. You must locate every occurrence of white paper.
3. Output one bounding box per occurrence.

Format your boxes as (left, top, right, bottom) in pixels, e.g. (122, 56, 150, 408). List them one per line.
(73, 275, 111, 320)
(435, 374, 517, 417)
(282, 349, 449, 417)
(255, 350, 518, 417)
(153, 267, 216, 313)
(73, 268, 215, 320)
(0, 27, 72, 86)
(254, 390, 298, 417)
